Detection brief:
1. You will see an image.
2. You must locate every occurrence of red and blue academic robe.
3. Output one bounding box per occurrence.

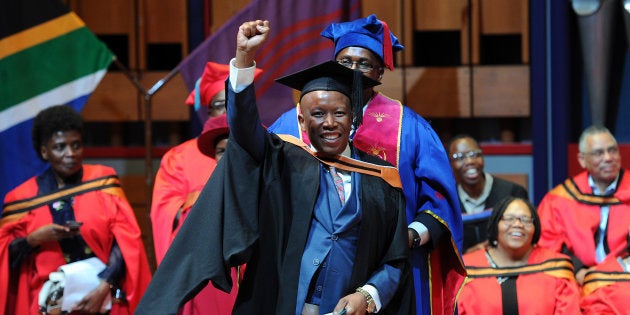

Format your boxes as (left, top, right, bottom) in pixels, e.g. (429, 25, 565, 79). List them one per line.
(538, 170, 630, 268)
(581, 253, 630, 315)
(458, 247, 581, 314)
(0, 165, 151, 315)
(269, 92, 465, 314)
(151, 139, 240, 315)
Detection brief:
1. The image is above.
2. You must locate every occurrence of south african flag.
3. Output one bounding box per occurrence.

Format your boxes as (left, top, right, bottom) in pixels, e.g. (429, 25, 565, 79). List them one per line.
(0, 0, 113, 203)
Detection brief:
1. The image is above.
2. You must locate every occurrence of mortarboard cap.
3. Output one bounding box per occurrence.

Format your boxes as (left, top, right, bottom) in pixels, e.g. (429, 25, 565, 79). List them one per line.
(275, 60, 380, 128)
(321, 14, 404, 71)
(185, 62, 263, 109)
(197, 113, 229, 158)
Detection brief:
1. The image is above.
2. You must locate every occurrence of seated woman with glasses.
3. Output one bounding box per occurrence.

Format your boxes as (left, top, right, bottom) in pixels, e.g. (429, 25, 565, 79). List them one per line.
(457, 197, 581, 314)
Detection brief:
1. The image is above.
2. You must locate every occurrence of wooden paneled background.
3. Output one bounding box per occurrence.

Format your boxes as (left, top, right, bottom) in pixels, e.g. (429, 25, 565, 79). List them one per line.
(65, 0, 531, 268)
(66, 0, 529, 123)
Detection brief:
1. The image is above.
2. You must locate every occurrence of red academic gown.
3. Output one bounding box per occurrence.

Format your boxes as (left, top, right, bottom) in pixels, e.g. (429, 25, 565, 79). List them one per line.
(151, 139, 217, 263)
(151, 139, 239, 315)
(0, 165, 151, 315)
(537, 170, 630, 267)
(581, 253, 630, 315)
(458, 247, 581, 314)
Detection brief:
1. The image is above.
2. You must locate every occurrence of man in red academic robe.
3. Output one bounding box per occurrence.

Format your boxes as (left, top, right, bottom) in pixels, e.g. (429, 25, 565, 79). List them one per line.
(538, 125, 630, 285)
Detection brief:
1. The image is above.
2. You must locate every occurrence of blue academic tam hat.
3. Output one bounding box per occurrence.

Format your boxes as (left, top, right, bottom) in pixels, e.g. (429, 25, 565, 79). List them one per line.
(321, 14, 404, 71)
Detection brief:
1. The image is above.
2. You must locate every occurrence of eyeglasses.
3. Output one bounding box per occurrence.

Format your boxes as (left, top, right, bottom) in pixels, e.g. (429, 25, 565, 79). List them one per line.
(582, 146, 619, 159)
(451, 150, 482, 162)
(337, 58, 375, 73)
(501, 215, 535, 226)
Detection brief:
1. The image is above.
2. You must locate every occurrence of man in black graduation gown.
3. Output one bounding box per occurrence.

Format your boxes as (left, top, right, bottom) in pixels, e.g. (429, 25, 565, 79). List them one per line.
(135, 20, 412, 315)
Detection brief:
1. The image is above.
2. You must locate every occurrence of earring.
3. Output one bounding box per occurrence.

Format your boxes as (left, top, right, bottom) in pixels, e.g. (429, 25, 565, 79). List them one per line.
(492, 240, 498, 246)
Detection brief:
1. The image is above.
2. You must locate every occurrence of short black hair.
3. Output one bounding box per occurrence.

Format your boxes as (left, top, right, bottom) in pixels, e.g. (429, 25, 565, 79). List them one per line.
(445, 133, 477, 154)
(486, 196, 541, 247)
(32, 105, 84, 160)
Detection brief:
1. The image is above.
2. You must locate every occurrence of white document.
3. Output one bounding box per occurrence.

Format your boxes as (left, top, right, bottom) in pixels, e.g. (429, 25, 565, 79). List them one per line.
(58, 257, 111, 312)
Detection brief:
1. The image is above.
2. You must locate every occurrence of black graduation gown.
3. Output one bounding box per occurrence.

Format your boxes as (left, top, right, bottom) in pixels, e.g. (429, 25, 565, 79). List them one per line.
(135, 135, 413, 315)
(136, 82, 413, 315)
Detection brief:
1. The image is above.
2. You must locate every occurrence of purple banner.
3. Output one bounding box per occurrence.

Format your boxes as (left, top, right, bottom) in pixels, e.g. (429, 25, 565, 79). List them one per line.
(178, 0, 361, 125)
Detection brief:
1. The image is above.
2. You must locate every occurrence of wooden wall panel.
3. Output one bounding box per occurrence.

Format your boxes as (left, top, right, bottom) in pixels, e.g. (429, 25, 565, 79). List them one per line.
(83, 73, 141, 121)
(468, 0, 479, 64)
(362, 0, 414, 65)
(210, 0, 251, 33)
(67, 0, 135, 34)
(75, 0, 531, 124)
(415, 0, 466, 31)
(146, 0, 187, 44)
(383, 67, 472, 118)
(479, 0, 523, 34)
(82, 72, 189, 122)
(478, 0, 529, 63)
(521, 0, 530, 63)
(472, 65, 530, 117)
(140, 72, 190, 121)
(145, 0, 188, 67)
(402, 0, 415, 66)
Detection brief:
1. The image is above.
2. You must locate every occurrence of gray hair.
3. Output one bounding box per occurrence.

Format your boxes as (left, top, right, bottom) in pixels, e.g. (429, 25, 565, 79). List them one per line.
(578, 125, 616, 153)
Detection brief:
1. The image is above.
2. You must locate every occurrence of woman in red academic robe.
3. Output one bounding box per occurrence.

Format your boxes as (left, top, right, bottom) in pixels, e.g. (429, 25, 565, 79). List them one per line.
(0, 105, 151, 315)
(458, 197, 581, 315)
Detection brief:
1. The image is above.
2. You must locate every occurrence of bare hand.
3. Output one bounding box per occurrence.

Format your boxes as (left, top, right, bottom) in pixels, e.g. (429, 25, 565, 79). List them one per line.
(72, 280, 111, 314)
(235, 20, 270, 68)
(333, 292, 368, 314)
(26, 223, 79, 247)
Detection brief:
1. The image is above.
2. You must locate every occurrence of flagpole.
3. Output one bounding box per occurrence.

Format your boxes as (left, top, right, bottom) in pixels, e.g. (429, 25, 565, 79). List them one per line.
(112, 58, 147, 95)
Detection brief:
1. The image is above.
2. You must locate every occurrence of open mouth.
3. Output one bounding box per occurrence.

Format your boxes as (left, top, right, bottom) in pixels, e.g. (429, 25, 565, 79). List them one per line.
(508, 231, 525, 240)
(321, 133, 342, 142)
(464, 168, 480, 179)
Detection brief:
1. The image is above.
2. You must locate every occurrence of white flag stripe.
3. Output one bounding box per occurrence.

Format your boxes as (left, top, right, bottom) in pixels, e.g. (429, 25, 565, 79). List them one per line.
(0, 69, 107, 133)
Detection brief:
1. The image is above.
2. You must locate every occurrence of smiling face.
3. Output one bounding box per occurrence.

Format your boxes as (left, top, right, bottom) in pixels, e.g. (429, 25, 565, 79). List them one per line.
(41, 130, 84, 183)
(578, 132, 621, 190)
(496, 199, 536, 256)
(449, 137, 485, 188)
(298, 90, 352, 157)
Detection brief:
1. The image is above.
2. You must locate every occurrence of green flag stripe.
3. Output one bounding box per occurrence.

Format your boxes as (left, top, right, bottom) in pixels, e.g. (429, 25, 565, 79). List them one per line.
(1, 13, 85, 60)
(0, 27, 112, 110)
